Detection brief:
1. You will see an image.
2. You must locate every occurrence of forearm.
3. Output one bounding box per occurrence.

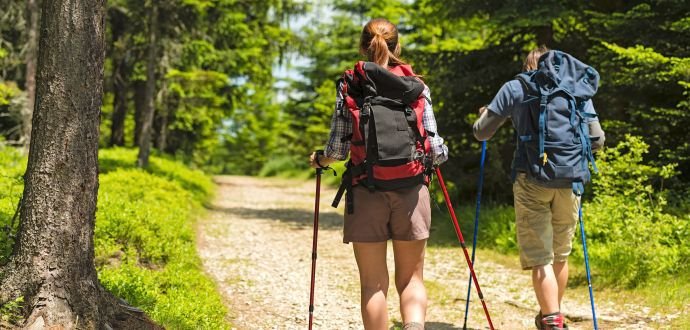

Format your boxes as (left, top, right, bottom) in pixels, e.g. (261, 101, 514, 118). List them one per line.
(473, 109, 507, 141)
(589, 120, 605, 152)
(421, 86, 449, 164)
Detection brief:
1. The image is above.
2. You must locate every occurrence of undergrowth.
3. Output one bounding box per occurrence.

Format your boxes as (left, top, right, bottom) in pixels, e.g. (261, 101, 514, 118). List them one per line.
(0, 147, 227, 329)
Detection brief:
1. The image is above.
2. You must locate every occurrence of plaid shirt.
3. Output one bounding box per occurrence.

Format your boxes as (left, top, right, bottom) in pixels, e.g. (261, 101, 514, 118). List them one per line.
(324, 81, 449, 164)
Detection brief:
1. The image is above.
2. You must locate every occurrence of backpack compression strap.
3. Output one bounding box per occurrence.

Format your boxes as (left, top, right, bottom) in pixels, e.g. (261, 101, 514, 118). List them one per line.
(538, 94, 548, 165)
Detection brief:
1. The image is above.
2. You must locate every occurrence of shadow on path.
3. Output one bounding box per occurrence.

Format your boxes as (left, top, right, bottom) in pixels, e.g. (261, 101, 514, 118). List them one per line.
(207, 205, 342, 229)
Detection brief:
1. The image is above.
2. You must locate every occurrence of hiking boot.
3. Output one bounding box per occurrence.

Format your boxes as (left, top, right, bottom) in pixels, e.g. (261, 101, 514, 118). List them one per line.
(538, 312, 568, 330)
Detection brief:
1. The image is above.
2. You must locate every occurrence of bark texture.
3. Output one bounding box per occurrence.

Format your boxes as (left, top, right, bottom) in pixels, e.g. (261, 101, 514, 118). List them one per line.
(0, 0, 159, 328)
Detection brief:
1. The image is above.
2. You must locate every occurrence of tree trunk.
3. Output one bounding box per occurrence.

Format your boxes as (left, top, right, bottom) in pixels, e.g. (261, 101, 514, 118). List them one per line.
(110, 56, 129, 147)
(133, 79, 146, 145)
(154, 80, 168, 152)
(0, 1, 159, 328)
(137, 3, 158, 167)
(109, 9, 129, 147)
(21, 0, 40, 151)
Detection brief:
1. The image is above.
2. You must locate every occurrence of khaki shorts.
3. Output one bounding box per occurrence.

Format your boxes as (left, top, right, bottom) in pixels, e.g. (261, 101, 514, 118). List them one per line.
(513, 173, 580, 270)
(343, 184, 431, 243)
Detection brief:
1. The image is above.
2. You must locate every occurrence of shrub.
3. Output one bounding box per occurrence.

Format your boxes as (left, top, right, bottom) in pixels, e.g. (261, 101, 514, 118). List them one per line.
(99, 148, 213, 202)
(96, 149, 227, 328)
(428, 191, 517, 255)
(0, 147, 227, 328)
(0, 146, 24, 263)
(574, 135, 690, 287)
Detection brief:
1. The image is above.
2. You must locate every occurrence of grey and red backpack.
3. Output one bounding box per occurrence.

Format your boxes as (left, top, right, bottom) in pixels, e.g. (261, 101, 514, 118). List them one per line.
(332, 61, 432, 213)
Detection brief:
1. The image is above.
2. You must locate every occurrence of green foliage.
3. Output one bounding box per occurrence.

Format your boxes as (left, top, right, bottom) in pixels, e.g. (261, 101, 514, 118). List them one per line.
(0, 81, 19, 106)
(258, 155, 347, 188)
(0, 147, 226, 327)
(99, 260, 226, 329)
(216, 83, 288, 174)
(96, 169, 197, 265)
(97, 148, 225, 328)
(156, 0, 302, 172)
(0, 146, 24, 263)
(278, 1, 368, 159)
(258, 155, 310, 179)
(0, 296, 23, 325)
(428, 199, 517, 254)
(164, 69, 230, 167)
(99, 148, 213, 201)
(575, 135, 689, 287)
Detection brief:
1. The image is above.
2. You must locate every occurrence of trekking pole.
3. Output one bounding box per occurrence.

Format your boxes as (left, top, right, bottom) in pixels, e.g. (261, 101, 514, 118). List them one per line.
(435, 167, 494, 330)
(463, 141, 487, 330)
(308, 150, 327, 330)
(578, 202, 599, 330)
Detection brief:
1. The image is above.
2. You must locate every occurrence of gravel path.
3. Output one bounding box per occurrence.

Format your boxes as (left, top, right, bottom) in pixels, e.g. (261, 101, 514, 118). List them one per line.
(197, 176, 664, 330)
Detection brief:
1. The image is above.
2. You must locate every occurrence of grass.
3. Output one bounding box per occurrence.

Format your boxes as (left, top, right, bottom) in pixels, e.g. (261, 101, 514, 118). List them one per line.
(574, 272, 690, 328)
(0, 146, 24, 262)
(0, 147, 228, 329)
(96, 148, 227, 329)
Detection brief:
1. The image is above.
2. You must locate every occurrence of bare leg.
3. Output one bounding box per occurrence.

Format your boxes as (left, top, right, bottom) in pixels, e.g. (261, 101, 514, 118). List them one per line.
(532, 264, 560, 315)
(393, 239, 427, 326)
(553, 260, 568, 307)
(353, 242, 389, 330)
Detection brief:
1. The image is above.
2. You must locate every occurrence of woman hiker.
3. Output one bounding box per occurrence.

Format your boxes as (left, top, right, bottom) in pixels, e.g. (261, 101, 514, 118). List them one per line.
(309, 18, 448, 330)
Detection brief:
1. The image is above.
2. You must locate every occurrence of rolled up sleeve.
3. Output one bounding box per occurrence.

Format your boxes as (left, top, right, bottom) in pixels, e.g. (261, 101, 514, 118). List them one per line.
(324, 80, 351, 161)
(422, 86, 449, 164)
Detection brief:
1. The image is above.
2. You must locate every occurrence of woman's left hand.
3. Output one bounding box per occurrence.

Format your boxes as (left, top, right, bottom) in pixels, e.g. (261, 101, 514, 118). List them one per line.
(309, 152, 335, 169)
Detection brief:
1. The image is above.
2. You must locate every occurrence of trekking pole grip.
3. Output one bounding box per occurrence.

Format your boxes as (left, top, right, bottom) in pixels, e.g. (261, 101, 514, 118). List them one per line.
(314, 150, 325, 175)
(314, 150, 336, 176)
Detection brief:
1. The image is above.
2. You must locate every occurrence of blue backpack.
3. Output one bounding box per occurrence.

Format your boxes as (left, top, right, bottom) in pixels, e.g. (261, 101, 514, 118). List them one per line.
(514, 50, 600, 194)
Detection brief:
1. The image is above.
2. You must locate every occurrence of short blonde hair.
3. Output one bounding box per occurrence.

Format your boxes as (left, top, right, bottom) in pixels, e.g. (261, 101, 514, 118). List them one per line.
(523, 46, 549, 72)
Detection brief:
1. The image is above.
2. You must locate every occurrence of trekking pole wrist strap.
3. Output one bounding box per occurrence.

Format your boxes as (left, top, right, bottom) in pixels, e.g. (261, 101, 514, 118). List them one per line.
(314, 150, 329, 169)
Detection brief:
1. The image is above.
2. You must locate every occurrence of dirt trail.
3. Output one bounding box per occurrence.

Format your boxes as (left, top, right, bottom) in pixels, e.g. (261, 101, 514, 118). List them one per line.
(197, 176, 660, 330)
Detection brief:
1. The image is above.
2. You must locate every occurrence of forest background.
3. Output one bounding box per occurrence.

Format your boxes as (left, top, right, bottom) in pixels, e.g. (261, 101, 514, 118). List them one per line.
(0, 0, 688, 327)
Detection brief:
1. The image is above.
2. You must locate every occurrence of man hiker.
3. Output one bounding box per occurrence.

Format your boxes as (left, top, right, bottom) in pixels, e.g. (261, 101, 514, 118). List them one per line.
(472, 46, 605, 330)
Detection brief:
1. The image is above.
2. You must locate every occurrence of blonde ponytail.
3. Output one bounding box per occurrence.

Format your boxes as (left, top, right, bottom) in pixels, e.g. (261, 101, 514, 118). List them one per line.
(369, 33, 391, 67)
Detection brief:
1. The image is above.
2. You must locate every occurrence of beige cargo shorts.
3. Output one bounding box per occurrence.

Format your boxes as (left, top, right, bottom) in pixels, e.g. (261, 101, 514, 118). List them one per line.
(513, 173, 580, 270)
